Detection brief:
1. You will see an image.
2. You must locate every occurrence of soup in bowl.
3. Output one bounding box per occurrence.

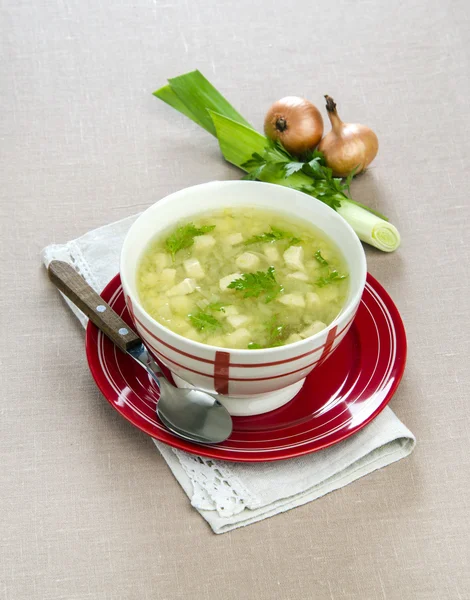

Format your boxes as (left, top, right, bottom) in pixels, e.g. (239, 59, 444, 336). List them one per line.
(121, 181, 367, 416)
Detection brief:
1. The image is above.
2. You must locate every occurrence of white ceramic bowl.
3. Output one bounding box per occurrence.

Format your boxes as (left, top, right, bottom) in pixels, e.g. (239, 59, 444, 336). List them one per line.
(120, 181, 367, 416)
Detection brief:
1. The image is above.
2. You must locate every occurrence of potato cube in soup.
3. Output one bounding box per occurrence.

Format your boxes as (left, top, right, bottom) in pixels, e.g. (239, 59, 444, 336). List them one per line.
(196, 298, 210, 310)
(159, 268, 176, 289)
(170, 295, 193, 315)
(184, 258, 205, 280)
(167, 278, 197, 297)
(256, 302, 272, 317)
(319, 286, 340, 302)
(306, 260, 321, 272)
(158, 304, 172, 321)
(236, 252, 260, 271)
(193, 234, 216, 251)
(306, 292, 321, 308)
(226, 232, 243, 246)
(171, 316, 190, 331)
(154, 252, 169, 271)
(300, 321, 326, 338)
(182, 328, 202, 342)
(221, 305, 239, 317)
(263, 244, 280, 263)
(145, 295, 168, 311)
(211, 218, 232, 233)
(278, 293, 305, 308)
(286, 333, 303, 344)
(287, 271, 309, 281)
(227, 314, 251, 329)
(226, 328, 251, 347)
(219, 273, 243, 291)
(283, 246, 304, 270)
(141, 272, 160, 287)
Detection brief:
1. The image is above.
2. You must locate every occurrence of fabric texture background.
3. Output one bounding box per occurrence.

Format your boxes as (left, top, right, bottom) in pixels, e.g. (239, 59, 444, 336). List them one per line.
(1, 0, 469, 597)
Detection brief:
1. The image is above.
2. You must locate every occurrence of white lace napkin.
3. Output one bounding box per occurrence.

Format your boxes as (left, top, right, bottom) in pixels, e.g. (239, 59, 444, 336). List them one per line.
(42, 215, 415, 534)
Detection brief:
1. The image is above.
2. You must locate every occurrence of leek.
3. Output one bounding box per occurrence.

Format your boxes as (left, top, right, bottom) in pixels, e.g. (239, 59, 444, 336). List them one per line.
(153, 71, 401, 252)
(336, 202, 401, 252)
(153, 83, 207, 129)
(209, 111, 400, 252)
(154, 70, 252, 136)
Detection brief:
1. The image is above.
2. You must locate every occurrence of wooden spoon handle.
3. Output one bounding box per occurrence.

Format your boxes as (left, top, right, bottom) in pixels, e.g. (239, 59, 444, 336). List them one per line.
(48, 260, 141, 353)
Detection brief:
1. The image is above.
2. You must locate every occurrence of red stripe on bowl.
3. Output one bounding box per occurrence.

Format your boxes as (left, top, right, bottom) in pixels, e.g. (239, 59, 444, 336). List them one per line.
(214, 351, 230, 394)
(133, 314, 355, 369)
(317, 326, 338, 366)
(140, 335, 330, 383)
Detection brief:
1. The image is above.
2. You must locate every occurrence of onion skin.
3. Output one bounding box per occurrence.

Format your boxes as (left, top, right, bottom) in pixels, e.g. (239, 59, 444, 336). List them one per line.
(318, 95, 378, 177)
(264, 96, 324, 156)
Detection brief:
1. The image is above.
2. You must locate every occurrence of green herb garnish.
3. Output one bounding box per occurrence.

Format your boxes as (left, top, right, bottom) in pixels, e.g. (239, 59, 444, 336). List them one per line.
(241, 141, 387, 220)
(247, 315, 289, 350)
(244, 225, 300, 246)
(265, 314, 287, 344)
(165, 223, 215, 259)
(314, 250, 328, 266)
(241, 153, 267, 181)
(227, 266, 283, 303)
(316, 270, 348, 288)
(188, 311, 220, 331)
(206, 302, 228, 313)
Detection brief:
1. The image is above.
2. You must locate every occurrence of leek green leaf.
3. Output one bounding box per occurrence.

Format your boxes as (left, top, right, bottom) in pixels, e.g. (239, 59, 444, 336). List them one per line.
(165, 70, 253, 136)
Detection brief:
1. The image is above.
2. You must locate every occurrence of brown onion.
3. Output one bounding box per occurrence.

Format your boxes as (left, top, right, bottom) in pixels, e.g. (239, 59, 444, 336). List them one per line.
(264, 96, 323, 156)
(318, 95, 379, 177)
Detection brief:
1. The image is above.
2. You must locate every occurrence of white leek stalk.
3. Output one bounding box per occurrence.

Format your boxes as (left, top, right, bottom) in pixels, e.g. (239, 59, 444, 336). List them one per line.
(336, 201, 401, 252)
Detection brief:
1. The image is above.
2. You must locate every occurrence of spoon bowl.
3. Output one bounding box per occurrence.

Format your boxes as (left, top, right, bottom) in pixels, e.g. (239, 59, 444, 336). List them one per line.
(127, 343, 233, 444)
(48, 260, 233, 445)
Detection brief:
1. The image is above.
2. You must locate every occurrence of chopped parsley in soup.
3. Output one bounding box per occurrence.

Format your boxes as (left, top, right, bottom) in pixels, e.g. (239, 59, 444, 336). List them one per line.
(136, 207, 349, 349)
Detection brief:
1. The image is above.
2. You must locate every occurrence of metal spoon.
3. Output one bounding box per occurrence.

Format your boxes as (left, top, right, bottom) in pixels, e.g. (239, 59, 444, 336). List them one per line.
(48, 260, 233, 445)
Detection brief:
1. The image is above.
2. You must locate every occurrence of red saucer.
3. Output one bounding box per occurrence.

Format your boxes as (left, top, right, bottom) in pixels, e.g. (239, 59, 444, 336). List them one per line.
(85, 273, 406, 462)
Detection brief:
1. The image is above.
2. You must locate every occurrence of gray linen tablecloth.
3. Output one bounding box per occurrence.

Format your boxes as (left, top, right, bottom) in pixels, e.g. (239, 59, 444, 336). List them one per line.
(1, 0, 469, 598)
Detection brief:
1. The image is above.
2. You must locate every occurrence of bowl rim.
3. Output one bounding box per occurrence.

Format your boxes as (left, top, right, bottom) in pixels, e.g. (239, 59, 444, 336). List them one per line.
(120, 180, 367, 356)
